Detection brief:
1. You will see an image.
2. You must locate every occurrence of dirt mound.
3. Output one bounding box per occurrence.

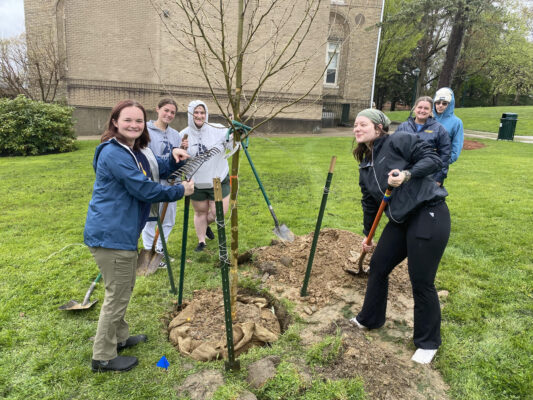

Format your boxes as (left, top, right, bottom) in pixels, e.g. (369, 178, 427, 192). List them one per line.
(463, 140, 486, 150)
(250, 228, 449, 399)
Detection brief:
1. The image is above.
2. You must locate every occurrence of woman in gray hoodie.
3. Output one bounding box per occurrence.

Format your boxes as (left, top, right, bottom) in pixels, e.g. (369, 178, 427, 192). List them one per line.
(181, 100, 233, 252)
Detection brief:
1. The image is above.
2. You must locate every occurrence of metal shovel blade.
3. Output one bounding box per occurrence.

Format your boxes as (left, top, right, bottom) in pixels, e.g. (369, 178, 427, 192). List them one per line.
(58, 299, 98, 311)
(273, 224, 295, 242)
(137, 248, 154, 276)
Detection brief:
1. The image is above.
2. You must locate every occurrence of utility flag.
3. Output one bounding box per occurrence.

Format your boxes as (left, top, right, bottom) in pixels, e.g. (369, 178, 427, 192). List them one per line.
(157, 356, 169, 370)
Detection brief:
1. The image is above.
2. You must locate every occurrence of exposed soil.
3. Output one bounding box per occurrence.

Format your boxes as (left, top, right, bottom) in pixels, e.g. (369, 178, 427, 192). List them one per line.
(463, 140, 486, 150)
(167, 228, 449, 399)
(250, 228, 449, 400)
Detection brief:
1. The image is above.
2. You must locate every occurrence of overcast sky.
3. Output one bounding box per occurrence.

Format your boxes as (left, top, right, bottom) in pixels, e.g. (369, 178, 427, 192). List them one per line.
(0, 0, 25, 39)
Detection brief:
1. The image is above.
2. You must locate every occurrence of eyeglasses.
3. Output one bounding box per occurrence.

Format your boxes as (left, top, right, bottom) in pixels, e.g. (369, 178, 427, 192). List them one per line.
(435, 101, 449, 106)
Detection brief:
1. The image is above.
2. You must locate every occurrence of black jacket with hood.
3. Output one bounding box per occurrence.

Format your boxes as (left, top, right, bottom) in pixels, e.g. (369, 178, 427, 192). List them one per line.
(359, 131, 448, 236)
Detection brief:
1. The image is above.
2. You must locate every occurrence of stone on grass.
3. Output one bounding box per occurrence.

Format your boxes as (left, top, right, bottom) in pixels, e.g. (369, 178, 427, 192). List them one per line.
(246, 355, 281, 389)
(237, 390, 258, 400)
(177, 369, 224, 400)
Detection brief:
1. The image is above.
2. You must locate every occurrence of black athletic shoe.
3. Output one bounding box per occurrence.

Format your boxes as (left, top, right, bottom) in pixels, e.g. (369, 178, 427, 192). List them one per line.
(92, 356, 138, 372)
(195, 242, 207, 252)
(206, 226, 215, 240)
(117, 334, 148, 352)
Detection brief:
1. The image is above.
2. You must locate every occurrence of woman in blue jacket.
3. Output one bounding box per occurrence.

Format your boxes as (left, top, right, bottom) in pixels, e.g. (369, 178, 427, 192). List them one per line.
(351, 109, 450, 365)
(84, 99, 194, 373)
(397, 96, 451, 186)
(433, 87, 464, 164)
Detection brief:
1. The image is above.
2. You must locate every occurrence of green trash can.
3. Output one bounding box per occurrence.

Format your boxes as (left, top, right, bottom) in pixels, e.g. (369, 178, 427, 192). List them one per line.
(497, 113, 518, 141)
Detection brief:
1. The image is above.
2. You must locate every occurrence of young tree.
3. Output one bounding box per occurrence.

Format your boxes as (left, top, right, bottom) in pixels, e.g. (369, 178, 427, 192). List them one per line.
(154, 0, 329, 312)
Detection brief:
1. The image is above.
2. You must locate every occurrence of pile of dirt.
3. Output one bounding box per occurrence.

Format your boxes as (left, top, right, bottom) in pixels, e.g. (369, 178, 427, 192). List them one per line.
(463, 140, 486, 150)
(166, 289, 281, 361)
(252, 228, 412, 318)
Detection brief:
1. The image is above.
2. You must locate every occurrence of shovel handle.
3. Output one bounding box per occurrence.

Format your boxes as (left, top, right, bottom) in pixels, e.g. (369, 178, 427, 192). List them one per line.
(81, 273, 102, 306)
(363, 172, 399, 248)
(152, 202, 170, 251)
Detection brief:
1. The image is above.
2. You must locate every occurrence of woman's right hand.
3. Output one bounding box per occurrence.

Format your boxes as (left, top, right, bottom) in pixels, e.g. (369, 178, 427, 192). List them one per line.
(362, 236, 375, 253)
(183, 180, 195, 196)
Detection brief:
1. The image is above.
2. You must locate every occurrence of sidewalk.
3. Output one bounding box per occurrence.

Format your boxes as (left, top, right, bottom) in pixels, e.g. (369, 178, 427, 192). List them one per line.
(77, 127, 533, 143)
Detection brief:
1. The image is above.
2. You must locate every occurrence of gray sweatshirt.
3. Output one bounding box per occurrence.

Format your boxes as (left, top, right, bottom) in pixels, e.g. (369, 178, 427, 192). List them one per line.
(146, 120, 183, 186)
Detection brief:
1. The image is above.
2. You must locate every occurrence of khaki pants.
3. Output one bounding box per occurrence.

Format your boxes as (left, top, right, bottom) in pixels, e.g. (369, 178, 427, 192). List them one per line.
(89, 247, 137, 361)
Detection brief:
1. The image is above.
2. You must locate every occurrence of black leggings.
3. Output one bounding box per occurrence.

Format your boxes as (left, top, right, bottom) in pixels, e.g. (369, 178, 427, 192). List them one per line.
(357, 201, 451, 349)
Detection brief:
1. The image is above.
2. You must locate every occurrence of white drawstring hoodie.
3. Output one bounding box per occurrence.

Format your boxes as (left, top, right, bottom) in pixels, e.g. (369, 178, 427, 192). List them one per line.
(181, 100, 232, 189)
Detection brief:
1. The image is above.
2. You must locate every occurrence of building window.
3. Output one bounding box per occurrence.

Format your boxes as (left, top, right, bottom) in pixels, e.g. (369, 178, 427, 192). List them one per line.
(325, 42, 340, 85)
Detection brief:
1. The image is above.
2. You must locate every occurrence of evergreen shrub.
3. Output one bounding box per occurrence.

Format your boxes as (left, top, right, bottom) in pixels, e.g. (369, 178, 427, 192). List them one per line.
(0, 95, 76, 156)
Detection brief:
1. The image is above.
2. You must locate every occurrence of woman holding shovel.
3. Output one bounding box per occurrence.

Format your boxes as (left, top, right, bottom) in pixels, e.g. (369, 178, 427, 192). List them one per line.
(84, 99, 194, 372)
(181, 100, 233, 252)
(351, 109, 450, 364)
(141, 98, 188, 267)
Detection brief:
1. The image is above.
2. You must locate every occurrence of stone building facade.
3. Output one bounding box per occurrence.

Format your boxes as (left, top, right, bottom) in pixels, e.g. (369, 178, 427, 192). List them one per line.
(24, 0, 382, 135)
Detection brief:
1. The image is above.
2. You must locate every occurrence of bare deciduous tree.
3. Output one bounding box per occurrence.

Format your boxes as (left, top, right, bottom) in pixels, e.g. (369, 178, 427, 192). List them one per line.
(153, 0, 329, 312)
(0, 32, 64, 102)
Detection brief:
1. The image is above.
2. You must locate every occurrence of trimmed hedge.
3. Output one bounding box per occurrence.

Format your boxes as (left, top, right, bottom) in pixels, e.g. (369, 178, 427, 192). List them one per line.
(0, 95, 77, 156)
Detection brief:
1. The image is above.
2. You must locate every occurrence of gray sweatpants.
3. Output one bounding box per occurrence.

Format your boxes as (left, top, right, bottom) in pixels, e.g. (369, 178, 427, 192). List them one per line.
(141, 201, 177, 252)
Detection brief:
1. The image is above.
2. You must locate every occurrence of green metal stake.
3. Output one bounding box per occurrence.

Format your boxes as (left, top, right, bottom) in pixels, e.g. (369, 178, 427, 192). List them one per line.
(177, 195, 190, 307)
(157, 217, 177, 295)
(301, 156, 337, 297)
(213, 177, 240, 371)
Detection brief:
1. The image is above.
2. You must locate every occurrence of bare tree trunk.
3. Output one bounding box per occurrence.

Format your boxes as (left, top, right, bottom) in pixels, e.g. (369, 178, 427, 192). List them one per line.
(438, 3, 467, 88)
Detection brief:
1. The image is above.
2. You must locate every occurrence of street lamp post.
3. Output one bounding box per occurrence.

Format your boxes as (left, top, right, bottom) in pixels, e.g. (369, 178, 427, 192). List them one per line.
(461, 76, 470, 108)
(411, 67, 420, 107)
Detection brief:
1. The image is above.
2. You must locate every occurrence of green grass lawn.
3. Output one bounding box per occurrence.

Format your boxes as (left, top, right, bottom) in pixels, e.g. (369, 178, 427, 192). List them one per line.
(1, 138, 532, 399)
(385, 105, 533, 136)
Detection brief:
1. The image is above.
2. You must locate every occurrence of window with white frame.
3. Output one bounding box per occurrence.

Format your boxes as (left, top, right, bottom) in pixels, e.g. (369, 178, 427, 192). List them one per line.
(325, 42, 341, 85)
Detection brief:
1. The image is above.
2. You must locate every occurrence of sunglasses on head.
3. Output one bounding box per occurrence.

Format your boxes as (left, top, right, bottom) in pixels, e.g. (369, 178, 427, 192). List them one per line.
(435, 101, 449, 105)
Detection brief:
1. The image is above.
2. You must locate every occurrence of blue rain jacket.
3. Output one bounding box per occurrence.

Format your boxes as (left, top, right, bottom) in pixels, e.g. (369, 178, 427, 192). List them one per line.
(84, 139, 185, 251)
(433, 88, 464, 163)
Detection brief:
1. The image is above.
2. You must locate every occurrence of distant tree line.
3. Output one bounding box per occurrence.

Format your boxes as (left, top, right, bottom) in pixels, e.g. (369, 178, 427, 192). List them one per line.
(374, 0, 533, 109)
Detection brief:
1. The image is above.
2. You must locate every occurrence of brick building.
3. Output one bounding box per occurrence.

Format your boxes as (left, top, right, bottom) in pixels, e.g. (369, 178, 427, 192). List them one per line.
(24, 0, 383, 135)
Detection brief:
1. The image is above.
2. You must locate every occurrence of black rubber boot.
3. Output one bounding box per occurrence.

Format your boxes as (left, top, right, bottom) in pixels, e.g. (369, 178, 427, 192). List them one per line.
(117, 334, 148, 352)
(92, 356, 138, 372)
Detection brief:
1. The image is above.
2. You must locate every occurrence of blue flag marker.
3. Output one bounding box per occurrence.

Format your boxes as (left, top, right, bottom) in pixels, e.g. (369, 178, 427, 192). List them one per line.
(157, 356, 169, 370)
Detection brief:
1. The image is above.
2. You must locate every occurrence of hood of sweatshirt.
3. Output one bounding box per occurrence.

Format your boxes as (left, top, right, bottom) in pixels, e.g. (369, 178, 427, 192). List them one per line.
(433, 87, 456, 120)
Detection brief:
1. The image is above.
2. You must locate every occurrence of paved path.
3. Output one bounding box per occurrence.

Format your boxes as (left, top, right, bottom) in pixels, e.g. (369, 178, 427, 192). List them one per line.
(77, 127, 533, 143)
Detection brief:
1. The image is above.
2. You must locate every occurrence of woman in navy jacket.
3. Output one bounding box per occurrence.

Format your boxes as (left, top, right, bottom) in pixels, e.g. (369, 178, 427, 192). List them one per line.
(397, 96, 451, 186)
(84, 100, 194, 372)
(351, 109, 450, 365)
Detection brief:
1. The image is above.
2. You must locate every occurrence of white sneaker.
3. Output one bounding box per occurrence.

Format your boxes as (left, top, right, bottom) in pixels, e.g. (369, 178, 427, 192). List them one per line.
(349, 317, 367, 329)
(411, 348, 437, 364)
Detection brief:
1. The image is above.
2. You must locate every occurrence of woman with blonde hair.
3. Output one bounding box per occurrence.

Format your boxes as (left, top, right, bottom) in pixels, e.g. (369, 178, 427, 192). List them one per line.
(396, 96, 451, 186)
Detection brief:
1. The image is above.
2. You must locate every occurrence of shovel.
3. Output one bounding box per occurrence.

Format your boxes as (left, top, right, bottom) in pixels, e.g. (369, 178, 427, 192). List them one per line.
(346, 173, 397, 276)
(242, 140, 295, 242)
(137, 202, 169, 276)
(59, 273, 102, 310)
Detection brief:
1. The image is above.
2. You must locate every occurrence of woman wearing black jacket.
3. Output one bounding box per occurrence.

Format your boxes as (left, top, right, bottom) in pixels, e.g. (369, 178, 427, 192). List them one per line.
(396, 96, 451, 186)
(351, 109, 451, 364)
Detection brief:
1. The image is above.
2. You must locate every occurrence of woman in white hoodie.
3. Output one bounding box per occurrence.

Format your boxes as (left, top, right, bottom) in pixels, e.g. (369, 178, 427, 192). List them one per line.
(181, 100, 232, 252)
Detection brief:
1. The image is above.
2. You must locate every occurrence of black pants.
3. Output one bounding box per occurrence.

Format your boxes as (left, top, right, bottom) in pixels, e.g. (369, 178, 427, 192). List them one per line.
(357, 201, 450, 349)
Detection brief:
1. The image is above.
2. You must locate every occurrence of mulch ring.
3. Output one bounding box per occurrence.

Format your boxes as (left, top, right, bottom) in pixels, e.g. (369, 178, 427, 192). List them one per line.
(463, 140, 486, 150)
(164, 288, 285, 362)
